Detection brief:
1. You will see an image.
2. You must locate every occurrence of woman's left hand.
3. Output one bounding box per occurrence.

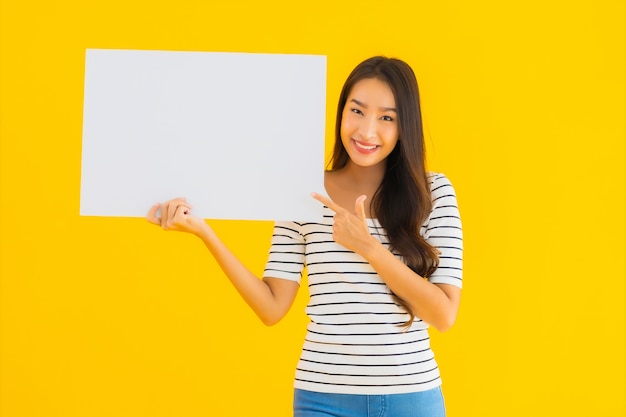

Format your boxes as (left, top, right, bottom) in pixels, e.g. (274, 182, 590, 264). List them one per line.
(311, 193, 378, 256)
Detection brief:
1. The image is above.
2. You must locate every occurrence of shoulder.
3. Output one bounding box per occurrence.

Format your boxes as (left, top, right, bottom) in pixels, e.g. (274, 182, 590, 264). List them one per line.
(427, 172, 457, 199)
(425, 172, 460, 221)
(273, 221, 305, 239)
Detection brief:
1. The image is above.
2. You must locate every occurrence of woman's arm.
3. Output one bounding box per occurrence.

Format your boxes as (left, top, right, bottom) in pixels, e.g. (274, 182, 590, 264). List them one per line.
(311, 193, 461, 332)
(360, 242, 461, 332)
(147, 198, 300, 326)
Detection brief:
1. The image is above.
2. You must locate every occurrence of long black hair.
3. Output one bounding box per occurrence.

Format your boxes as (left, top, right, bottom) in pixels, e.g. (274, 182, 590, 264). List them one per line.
(329, 56, 439, 325)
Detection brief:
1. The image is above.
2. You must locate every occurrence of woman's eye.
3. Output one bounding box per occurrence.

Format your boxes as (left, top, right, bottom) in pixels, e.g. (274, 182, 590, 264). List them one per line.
(351, 108, 363, 115)
(381, 115, 394, 122)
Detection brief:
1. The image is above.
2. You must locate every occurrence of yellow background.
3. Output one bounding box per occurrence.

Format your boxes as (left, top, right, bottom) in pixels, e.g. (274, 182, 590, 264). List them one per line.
(1, 1, 624, 416)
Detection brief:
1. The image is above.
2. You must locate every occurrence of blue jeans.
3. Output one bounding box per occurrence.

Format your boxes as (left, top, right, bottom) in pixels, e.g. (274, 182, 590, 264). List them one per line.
(293, 387, 446, 417)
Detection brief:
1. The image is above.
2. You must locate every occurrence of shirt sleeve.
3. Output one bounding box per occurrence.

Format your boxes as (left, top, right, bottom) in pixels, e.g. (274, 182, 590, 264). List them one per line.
(423, 173, 463, 288)
(263, 221, 306, 283)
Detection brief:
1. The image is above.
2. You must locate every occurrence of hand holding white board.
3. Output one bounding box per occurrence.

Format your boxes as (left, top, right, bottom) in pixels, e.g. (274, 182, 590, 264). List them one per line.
(80, 49, 327, 221)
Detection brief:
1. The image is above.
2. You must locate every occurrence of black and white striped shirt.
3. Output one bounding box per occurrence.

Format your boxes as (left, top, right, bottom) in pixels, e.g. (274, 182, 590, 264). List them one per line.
(263, 173, 463, 395)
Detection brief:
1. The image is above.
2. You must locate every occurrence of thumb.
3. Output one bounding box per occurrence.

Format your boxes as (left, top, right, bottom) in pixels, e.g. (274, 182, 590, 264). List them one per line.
(355, 195, 367, 221)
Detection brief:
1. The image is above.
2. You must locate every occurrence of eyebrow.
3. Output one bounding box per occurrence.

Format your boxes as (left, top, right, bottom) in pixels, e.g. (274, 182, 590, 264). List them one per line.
(350, 98, 396, 113)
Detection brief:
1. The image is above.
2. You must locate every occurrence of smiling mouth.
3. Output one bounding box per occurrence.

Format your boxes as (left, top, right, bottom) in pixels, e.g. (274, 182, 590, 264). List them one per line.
(353, 140, 379, 152)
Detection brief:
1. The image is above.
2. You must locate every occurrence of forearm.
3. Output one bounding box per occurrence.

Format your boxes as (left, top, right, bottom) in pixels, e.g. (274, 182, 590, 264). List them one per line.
(361, 239, 458, 331)
(194, 222, 287, 325)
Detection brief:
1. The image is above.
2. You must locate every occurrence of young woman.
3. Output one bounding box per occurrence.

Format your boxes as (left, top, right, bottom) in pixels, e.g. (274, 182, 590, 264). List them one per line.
(147, 56, 463, 417)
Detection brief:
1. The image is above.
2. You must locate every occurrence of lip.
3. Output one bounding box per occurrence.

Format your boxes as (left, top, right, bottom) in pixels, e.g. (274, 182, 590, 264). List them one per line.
(352, 139, 380, 154)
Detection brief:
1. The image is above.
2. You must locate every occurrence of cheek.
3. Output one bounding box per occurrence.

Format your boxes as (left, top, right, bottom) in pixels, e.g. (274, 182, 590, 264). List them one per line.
(384, 124, 399, 142)
(340, 116, 357, 139)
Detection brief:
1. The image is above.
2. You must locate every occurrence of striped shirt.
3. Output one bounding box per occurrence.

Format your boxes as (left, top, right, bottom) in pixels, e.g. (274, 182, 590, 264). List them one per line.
(263, 173, 463, 395)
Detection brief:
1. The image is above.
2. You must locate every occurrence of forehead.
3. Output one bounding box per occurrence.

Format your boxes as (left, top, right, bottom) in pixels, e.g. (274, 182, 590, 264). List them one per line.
(347, 78, 395, 106)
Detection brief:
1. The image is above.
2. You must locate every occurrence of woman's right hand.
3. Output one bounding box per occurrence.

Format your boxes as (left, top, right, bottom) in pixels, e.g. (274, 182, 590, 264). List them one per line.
(146, 198, 207, 236)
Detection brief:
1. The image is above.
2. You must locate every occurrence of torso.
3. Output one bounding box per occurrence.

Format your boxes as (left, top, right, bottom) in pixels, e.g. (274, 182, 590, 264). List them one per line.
(264, 172, 463, 395)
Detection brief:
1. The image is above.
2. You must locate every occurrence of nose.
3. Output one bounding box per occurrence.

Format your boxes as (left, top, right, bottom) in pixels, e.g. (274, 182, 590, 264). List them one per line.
(360, 115, 378, 140)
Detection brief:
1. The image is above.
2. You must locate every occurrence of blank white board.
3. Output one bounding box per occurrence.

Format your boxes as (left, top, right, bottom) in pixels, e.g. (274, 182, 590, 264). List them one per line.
(80, 49, 327, 221)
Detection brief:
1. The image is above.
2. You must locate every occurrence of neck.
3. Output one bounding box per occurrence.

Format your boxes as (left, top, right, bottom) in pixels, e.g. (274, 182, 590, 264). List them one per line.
(342, 160, 386, 191)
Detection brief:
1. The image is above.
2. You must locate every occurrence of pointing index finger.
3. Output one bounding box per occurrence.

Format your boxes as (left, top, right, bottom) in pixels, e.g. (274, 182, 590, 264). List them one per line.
(311, 192, 342, 213)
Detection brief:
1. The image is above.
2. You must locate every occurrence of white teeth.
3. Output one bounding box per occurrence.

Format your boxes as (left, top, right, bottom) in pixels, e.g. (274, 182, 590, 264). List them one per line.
(355, 141, 377, 150)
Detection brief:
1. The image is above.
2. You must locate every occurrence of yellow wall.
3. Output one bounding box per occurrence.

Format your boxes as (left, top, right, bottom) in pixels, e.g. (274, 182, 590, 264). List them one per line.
(1, 1, 623, 416)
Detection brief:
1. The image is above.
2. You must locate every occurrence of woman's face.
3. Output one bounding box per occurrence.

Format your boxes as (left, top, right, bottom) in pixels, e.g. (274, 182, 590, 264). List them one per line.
(340, 77, 399, 169)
